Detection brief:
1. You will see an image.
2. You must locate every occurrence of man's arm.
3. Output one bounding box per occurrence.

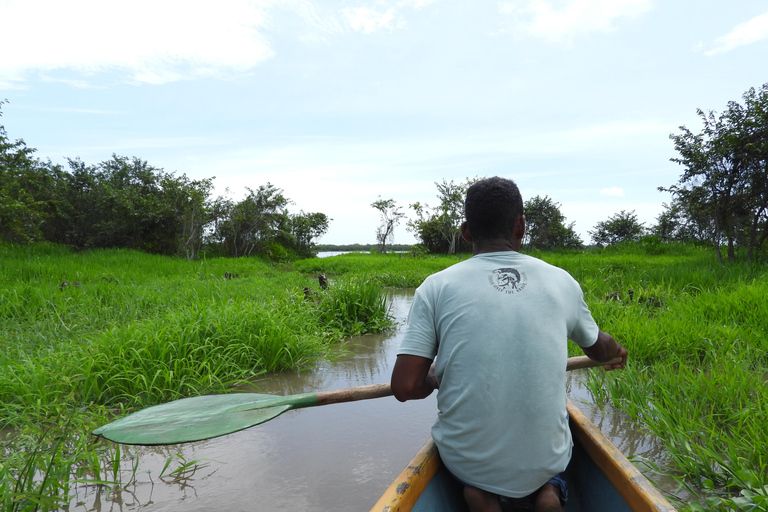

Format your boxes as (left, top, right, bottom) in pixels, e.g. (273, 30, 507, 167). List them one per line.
(582, 330, 628, 371)
(391, 354, 437, 402)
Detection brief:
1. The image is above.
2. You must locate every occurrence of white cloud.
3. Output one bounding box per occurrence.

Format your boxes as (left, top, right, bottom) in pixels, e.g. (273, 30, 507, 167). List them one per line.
(705, 12, 768, 55)
(342, 7, 401, 33)
(16, 105, 125, 115)
(399, 0, 441, 8)
(498, 0, 653, 44)
(281, 0, 346, 43)
(0, 0, 274, 86)
(600, 187, 624, 196)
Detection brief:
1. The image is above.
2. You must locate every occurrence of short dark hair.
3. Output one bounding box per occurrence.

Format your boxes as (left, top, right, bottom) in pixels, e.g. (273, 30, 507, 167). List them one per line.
(464, 177, 523, 241)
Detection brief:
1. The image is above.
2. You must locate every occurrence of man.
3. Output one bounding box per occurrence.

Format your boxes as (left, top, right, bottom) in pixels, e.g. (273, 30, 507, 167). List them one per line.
(391, 177, 627, 512)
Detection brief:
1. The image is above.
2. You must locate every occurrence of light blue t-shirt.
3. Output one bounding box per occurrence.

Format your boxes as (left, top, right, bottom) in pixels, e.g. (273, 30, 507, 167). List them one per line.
(397, 251, 598, 498)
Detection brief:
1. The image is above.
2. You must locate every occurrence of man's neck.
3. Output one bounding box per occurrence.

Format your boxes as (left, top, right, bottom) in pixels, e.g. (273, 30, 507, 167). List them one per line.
(472, 238, 521, 255)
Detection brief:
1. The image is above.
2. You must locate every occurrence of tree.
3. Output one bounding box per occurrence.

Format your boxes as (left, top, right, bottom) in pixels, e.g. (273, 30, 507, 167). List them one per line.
(664, 83, 768, 263)
(0, 101, 57, 244)
(43, 154, 213, 255)
(589, 210, 645, 246)
(371, 197, 405, 253)
(407, 202, 450, 253)
(287, 211, 330, 258)
(160, 173, 215, 260)
(733, 84, 768, 261)
(651, 197, 714, 243)
(522, 195, 583, 250)
(0, 114, 223, 257)
(407, 177, 479, 254)
(433, 179, 470, 254)
(216, 183, 291, 257)
(57, 155, 172, 251)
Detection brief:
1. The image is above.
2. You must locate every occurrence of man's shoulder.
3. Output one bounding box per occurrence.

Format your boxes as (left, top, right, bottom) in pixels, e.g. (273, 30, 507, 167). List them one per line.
(415, 256, 482, 293)
(416, 262, 463, 292)
(508, 254, 583, 293)
(518, 253, 566, 272)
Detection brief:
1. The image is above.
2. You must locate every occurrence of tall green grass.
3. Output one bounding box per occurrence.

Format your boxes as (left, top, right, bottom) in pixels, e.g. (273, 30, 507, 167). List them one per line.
(0, 406, 118, 512)
(0, 243, 394, 511)
(4, 242, 767, 511)
(292, 251, 467, 287)
(542, 244, 768, 511)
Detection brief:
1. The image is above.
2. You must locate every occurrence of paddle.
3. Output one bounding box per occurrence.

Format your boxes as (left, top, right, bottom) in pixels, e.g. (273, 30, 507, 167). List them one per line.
(92, 355, 620, 446)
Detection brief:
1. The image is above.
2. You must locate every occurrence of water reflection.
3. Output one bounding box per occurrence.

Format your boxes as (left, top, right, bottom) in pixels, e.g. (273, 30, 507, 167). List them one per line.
(567, 374, 669, 461)
(75, 288, 675, 511)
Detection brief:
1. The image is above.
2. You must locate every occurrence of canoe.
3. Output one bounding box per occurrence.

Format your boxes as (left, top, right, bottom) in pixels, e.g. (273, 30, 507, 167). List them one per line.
(370, 400, 677, 512)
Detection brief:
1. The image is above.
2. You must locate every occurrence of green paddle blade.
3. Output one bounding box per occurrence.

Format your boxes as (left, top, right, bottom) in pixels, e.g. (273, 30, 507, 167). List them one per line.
(92, 392, 317, 445)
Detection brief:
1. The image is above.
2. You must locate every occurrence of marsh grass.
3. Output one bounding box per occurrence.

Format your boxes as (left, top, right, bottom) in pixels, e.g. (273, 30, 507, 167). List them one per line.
(543, 244, 768, 511)
(312, 278, 393, 335)
(0, 406, 116, 512)
(3, 242, 767, 511)
(0, 243, 394, 511)
(292, 251, 464, 287)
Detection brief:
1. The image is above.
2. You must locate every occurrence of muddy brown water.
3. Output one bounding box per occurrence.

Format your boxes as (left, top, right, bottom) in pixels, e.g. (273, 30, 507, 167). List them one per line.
(73, 289, 678, 511)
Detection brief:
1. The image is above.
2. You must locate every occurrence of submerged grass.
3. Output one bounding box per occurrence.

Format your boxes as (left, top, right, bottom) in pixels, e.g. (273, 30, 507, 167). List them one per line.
(0, 243, 394, 511)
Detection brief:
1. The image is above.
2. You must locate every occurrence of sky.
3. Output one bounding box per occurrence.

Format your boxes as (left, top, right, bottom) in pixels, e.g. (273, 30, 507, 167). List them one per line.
(1, 0, 767, 246)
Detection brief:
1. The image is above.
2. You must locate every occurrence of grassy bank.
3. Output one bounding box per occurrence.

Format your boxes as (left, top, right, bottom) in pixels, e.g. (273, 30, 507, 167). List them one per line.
(549, 245, 768, 511)
(293, 251, 466, 287)
(0, 243, 394, 511)
(2, 243, 766, 511)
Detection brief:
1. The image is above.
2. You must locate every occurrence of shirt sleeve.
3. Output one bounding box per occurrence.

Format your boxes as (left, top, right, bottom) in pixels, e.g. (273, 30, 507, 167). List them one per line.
(567, 282, 599, 348)
(397, 287, 439, 360)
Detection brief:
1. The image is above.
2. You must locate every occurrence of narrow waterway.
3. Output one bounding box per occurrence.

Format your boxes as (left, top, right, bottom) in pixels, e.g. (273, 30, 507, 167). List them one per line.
(74, 289, 675, 512)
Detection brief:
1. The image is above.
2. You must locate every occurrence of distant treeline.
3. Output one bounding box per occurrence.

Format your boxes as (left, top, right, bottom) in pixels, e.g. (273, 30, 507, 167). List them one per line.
(0, 103, 328, 260)
(3, 82, 768, 264)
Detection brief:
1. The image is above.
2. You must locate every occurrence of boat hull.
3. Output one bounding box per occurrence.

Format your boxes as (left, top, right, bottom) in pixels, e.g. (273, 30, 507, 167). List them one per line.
(370, 400, 676, 512)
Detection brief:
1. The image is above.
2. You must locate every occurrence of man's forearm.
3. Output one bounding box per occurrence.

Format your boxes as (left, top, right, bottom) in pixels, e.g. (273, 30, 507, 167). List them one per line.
(391, 354, 436, 402)
(406, 377, 437, 400)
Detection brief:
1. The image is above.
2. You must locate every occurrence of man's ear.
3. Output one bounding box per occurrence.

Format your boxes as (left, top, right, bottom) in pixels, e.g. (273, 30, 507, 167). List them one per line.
(514, 215, 526, 240)
(460, 221, 473, 243)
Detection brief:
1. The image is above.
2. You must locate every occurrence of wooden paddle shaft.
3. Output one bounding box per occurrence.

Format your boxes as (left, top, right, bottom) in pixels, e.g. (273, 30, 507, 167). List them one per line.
(314, 355, 622, 406)
(566, 354, 622, 371)
(315, 382, 393, 406)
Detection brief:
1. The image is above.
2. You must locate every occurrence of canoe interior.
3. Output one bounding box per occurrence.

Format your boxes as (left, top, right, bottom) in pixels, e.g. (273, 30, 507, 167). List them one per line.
(406, 443, 635, 512)
(371, 401, 676, 512)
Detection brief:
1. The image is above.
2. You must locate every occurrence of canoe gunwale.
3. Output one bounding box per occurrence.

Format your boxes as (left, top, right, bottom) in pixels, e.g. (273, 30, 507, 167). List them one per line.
(369, 436, 442, 511)
(566, 400, 676, 512)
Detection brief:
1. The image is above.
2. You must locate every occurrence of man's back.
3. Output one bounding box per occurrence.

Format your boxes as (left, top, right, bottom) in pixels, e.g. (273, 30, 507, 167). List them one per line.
(398, 251, 598, 497)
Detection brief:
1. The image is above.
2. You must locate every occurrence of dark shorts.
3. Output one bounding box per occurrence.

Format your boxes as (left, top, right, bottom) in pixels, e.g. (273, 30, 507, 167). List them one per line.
(546, 473, 569, 505)
(448, 470, 568, 509)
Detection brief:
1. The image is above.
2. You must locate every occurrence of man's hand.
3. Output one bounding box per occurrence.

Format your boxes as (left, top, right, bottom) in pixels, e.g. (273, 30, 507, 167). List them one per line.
(583, 330, 627, 371)
(427, 360, 438, 389)
(604, 342, 627, 371)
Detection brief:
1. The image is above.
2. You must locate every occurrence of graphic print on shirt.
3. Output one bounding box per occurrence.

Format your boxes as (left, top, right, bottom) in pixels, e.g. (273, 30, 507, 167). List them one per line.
(489, 267, 527, 294)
